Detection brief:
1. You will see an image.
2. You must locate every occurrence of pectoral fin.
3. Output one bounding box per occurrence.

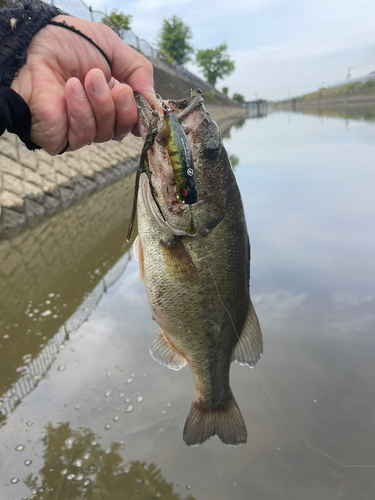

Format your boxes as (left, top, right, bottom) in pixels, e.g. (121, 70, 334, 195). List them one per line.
(160, 236, 198, 283)
(133, 235, 145, 283)
(150, 329, 187, 371)
(231, 300, 263, 367)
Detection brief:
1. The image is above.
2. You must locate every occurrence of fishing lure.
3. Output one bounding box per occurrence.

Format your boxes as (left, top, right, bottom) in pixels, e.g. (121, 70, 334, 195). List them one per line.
(165, 110, 198, 205)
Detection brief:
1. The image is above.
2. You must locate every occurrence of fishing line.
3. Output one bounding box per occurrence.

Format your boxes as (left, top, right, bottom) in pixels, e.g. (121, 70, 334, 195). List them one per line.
(201, 252, 241, 344)
(135, 89, 163, 100)
(201, 249, 375, 468)
(254, 367, 375, 469)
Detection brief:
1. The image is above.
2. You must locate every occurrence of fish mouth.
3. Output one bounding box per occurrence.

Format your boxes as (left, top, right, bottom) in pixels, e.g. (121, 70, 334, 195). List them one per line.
(135, 93, 199, 236)
(139, 174, 194, 235)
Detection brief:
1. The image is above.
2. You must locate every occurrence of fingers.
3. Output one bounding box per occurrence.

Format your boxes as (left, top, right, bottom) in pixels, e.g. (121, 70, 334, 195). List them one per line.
(111, 84, 138, 141)
(65, 71, 138, 149)
(100, 26, 157, 109)
(84, 69, 115, 143)
(65, 77, 96, 151)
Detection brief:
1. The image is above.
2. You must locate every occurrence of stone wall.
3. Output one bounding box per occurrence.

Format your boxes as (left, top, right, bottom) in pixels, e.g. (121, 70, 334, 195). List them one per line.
(0, 132, 142, 234)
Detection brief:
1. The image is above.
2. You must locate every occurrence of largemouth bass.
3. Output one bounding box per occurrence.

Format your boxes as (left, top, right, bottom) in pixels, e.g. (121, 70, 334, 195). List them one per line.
(133, 90, 263, 446)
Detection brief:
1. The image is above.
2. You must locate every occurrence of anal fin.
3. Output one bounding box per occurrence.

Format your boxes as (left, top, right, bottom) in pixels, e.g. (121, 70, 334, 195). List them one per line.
(231, 300, 263, 367)
(150, 329, 187, 371)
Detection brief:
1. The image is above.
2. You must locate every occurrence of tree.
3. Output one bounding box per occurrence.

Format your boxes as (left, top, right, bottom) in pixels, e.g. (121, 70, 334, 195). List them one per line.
(195, 43, 235, 87)
(229, 154, 239, 170)
(222, 87, 229, 96)
(232, 93, 245, 105)
(102, 10, 132, 38)
(158, 16, 194, 65)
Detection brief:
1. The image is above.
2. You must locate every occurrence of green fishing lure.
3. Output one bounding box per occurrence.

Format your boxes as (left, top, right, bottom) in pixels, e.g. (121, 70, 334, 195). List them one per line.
(165, 112, 198, 205)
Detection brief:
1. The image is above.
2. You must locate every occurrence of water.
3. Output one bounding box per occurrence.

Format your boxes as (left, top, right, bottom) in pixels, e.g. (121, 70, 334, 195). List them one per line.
(1, 108, 375, 499)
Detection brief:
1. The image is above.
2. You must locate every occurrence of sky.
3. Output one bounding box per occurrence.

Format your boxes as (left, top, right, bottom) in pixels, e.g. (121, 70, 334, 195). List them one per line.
(79, 0, 375, 101)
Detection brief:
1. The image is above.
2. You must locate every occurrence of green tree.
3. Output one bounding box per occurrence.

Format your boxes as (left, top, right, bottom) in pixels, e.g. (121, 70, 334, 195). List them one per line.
(102, 10, 132, 38)
(158, 16, 194, 65)
(23, 422, 197, 500)
(195, 43, 235, 87)
(229, 154, 240, 170)
(232, 92, 245, 104)
(222, 86, 229, 96)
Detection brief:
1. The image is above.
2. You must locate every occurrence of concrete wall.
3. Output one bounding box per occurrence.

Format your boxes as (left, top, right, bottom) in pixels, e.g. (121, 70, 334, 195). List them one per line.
(0, 62, 246, 235)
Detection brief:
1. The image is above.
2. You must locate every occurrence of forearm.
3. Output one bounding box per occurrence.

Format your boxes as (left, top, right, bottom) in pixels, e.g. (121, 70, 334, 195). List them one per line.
(0, 0, 62, 148)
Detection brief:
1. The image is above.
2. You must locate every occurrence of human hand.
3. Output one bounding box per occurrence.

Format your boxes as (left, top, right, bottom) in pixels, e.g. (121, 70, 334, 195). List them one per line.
(10, 15, 156, 155)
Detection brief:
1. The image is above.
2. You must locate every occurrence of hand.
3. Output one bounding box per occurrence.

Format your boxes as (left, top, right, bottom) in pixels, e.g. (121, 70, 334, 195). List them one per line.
(10, 15, 156, 155)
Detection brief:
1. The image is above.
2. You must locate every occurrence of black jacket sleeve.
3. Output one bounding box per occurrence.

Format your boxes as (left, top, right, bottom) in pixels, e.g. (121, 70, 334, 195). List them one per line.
(0, 0, 62, 149)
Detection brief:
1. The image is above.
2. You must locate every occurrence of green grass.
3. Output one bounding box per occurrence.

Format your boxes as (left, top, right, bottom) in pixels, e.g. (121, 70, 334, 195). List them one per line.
(283, 79, 375, 104)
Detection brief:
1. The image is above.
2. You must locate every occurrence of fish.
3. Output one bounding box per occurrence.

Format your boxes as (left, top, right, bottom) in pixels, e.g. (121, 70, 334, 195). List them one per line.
(132, 89, 263, 446)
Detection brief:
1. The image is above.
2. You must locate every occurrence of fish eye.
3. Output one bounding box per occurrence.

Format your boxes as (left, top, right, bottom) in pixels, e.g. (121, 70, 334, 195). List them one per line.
(181, 188, 189, 197)
(204, 142, 219, 160)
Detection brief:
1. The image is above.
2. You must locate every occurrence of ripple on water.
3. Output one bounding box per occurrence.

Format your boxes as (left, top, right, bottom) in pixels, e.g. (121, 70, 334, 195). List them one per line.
(65, 437, 75, 449)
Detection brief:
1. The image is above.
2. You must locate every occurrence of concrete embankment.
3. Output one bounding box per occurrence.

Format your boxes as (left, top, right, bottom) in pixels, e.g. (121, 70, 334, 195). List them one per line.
(0, 61, 245, 236)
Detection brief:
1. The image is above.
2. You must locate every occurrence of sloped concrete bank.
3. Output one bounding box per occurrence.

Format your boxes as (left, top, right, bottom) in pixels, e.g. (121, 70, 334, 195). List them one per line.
(0, 61, 245, 236)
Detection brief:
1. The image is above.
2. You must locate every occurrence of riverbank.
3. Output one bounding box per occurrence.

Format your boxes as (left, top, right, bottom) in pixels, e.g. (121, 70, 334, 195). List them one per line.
(278, 79, 375, 108)
(0, 62, 245, 236)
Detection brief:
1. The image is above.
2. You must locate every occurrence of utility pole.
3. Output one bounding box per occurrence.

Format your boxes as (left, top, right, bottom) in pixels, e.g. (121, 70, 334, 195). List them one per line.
(347, 67, 353, 81)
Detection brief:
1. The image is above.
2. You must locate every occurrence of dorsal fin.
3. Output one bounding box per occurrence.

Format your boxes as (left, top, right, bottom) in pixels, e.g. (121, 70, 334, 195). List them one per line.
(231, 300, 263, 367)
(150, 329, 188, 371)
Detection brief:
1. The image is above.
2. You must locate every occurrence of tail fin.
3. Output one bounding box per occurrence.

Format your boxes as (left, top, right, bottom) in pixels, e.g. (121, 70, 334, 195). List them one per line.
(183, 395, 247, 446)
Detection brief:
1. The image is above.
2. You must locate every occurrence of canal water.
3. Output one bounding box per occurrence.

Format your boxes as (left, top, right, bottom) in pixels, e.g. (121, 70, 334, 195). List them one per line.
(1, 107, 375, 500)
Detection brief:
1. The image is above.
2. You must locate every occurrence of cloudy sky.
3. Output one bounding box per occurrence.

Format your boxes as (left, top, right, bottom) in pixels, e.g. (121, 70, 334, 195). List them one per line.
(82, 0, 375, 101)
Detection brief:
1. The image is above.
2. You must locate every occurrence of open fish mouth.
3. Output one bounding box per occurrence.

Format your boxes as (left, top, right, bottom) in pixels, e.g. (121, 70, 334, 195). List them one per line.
(134, 92, 205, 236)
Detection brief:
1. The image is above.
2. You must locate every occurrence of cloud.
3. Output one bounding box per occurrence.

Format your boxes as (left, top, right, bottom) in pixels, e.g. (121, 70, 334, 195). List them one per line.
(130, 0, 193, 12)
(253, 290, 308, 321)
(332, 291, 375, 309)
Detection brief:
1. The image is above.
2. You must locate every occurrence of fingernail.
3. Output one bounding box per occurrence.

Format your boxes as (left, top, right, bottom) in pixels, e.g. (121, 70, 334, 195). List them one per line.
(116, 131, 130, 142)
(72, 79, 85, 98)
(92, 72, 109, 96)
(117, 89, 134, 111)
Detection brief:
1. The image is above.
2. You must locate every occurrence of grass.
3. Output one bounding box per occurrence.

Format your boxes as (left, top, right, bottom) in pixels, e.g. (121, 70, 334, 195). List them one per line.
(282, 79, 375, 104)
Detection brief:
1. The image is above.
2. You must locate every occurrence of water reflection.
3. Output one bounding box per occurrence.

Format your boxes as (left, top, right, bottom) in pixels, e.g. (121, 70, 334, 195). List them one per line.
(0, 174, 136, 422)
(289, 103, 375, 123)
(22, 422, 195, 500)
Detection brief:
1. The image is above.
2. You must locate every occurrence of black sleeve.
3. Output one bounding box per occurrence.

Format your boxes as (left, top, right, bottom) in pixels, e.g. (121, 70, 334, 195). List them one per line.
(0, 0, 63, 150)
